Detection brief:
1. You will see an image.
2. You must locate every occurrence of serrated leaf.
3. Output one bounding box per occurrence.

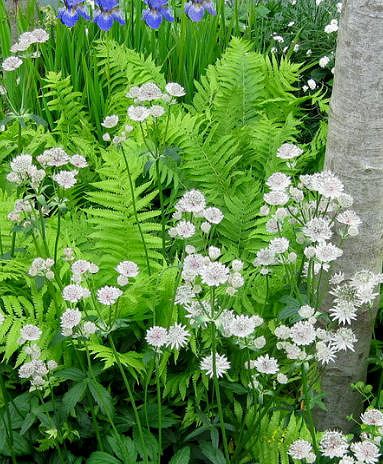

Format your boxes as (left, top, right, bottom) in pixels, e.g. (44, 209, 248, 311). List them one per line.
(63, 381, 88, 414)
(86, 451, 121, 464)
(88, 379, 114, 419)
(169, 446, 191, 464)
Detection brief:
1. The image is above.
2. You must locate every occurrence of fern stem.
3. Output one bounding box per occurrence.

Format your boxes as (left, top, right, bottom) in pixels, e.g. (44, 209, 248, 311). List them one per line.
(210, 289, 230, 463)
(108, 336, 149, 464)
(155, 158, 166, 259)
(0, 373, 17, 464)
(120, 146, 152, 276)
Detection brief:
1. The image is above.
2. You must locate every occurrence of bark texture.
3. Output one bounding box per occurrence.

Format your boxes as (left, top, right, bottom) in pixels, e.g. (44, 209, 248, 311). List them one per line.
(315, 0, 383, 431)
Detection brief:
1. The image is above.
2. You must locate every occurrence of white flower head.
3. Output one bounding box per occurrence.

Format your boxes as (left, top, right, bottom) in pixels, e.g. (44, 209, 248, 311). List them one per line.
(165, 82, 185, 97)
(203, 207, 224, 224)
(351, 440, 380, 464)
(116, 261, 139, 278)
(266, 172, 291, 191)
(20, 324, 42, 343)
(288, 439, 313, 460)
(63, 284, 91, 303)
(253, 354, 279, 374)
(53, 170, 78, 189)
(166, 323, 189, 350)
(361, 409, 383, 427)
(200, 353, 230, 378)
(127, 105, 151, 122)
(2, 56, 23, 71)
(320, 430, 349, 458)
(101, 115, 119, 128)
(315, 243, 343, 263)
(97, 286, 122, 305)
(200, 262, 229, 287)
(277, 143, 303, 160)
(146, 326, 168, 348)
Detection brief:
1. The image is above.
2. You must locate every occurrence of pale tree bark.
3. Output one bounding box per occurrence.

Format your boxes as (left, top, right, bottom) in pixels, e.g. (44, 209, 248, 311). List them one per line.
(314, 0, 383, 431)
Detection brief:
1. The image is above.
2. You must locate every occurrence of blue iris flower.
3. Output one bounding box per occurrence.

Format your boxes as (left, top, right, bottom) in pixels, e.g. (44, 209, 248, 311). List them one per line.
(58, 0, 90, 27)
(94, 0, 125, 31)
(184, 0, 216, 22)
(142, 0, 174, 29)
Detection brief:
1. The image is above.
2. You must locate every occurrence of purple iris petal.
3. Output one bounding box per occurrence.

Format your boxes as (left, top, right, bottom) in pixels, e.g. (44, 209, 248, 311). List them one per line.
(77, 6, 90, 19)
(203, 0, 216, 15)
(185, 2, 205, 22)
(95, 0, 119, 10)
(94, 11, 114, 30)
(112, 10, 125, 24)
(58, 8, 81, 27)
(142, 9, 163, 29)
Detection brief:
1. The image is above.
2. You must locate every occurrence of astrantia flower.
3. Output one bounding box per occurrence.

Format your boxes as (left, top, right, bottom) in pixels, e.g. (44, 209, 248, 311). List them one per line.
(127, 105, 151, 122)
(200, 262, 229, 287)
(266, 172, 291, 191)
(253, 248, 276, 266)
(37, 148, 69, 167)
(70, 154, 88, 168)
(165, 82, 186, 97)
(175, 220, 196, 239)
(146, 326, 168, 348)
(101, 115, 119, 128)
(20, 324, 42, 343)
(290, 321, 316, 346)
(177, 190, 206, 214)
(329, 301, 357, 325)
(320, 430, 349, 458)
(263, 190, 289, 206)
(150, 105, 165, 117)
(331, 327, 357, 352)
(184, 0, 216, 22)
(60, 308, 82, 335)
(319, 56, 330, 68)
(142, 0, 174, 29)
(269, 237, 289, 254)
(53, 170, 78, 189)
(277, 143, 303, 160)
(200, 353, 230, 378)
(58, 0, 90, 27)
(315, 243, 343, 263)
(63, 284, 91, 303)
(166, 323, 189, 350)
(2, 56, 23, 72)
(317, 172, 344, 199)
(203, 207, 224, 224)
(351, 440, 380, 464)
(82, 321, 97, 337)
(182, 253, 206, 280)
(361, 409, 383, 427)
(97, 286, 122, 305)
(288, 439, 313, 460)
(298, 305, 315, 319)
(253, 354, 279, 374)
(229, 315, 260, 338)
(325, 19, 338, 33)
(274, 325, 290, 339)
(116, 261, 139, 277)
(93, 0, 125, 31)
(303, 217, 333, 243)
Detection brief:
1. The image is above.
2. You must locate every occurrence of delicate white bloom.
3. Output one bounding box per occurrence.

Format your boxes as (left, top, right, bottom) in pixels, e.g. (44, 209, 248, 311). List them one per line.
(63, 284, 91, 303)
(259, 205, 270, 216)
(288, 439, 314, 460)
(127, 105, 151, 122)
(200, 262, 229, 287)
(208, 246, 221, 260)
(182, 254, 206, 280)
(116, 261, 139, 277)
(265, 218, 279, 233)
(252, 336, 266, 349)
(272, 34, 284, 43)
(53, 170, 78, 189)
(330, 272, 345, 285)
(320, 430, 349, 458)
(302, 85, 309, 92)
(146, 326, 168, 348)
(20, 324, 42, 343)
(253, 354, 279, 374)
(229, 314, 261, 338)
(339, 456, 355, 464)
(37, 147, 69, 167)
(329, 301, 357, 325)
(175, 220, 195, 238)
(165, 82, 185, 97)
(117, 275, 129, 286)
(331, 328, 357, 352)
(316, 341, 337, 364)
(47, 360, 58, 370)
(315, 243, 343, 263)
(298, 305, 315, 319)
(228, 272, 244, 289)
(200, 353, 230, 378)
(351, 441, 380, 464)
(317, 172, 344, 199)
(203, 207, 224, 224)
(102, 133, 111, 142)
(28, 257, 54, 279)
(290, 321, 316, 346)
(263, 190, 289, 206)
(325, 19, 339, 34)
(269, 238, 289, 254)
(97, 286, 122, 305)
(70, 154, 88, 168)
(71, 260, 99, 276)
(337, 210, 362, 228)
(31, 28, 49, 42)
(303, 217, 333, 242)
(361, 409, 383, 427)
(276, 373, 288, 384)
(2, 56, 23, 71)
(166, 323, 189, 350)
(60, 308, 82, 333)
(82, 321, 97, 337)
(275, 325, 290, 340)
(319, 56, 330, 68)
(101, 115, 119, 128)
(231, 259, 243, 271)
(307, 79, 317, 90)
(175, 284, 196, 305)
(136, 83, 163, 102)
(150, 105, 165, 118)
(63, 247, 75, 262)
(201, 221, 212, 234)
(266, 172, 291, 191)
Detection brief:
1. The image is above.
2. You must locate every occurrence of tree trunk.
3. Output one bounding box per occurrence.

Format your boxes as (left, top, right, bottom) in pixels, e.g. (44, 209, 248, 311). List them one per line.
(314, 0, 383, 431)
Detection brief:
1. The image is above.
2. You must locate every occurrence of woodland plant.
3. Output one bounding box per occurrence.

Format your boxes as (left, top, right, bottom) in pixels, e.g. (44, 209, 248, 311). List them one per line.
(0, 7, 382, 464)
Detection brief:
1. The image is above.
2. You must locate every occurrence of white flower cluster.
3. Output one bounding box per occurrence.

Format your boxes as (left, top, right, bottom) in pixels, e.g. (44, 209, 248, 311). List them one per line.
(28, 257, 55, 280)
(71, 259, 99, 283)
(325, 19, 339, 34)
(18, 324, 57, 390)
(145, 323, 190, 350)
(115, 260, 139, 286)
(60, 308, 97, 338)
(289, 408, 383, 463)
(2, 28, 49, 72)
(6, 154, 46, 189)
(169, 190, 224, 238)
(200, 353, 231, 378)
(126, 81, 185, 124)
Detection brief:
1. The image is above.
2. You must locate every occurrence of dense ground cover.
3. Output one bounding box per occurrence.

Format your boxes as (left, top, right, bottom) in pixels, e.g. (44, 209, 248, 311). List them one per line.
(0, 0, 382, 463)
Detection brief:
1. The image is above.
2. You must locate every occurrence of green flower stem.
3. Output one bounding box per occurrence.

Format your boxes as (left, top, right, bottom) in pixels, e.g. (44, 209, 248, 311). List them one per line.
(155, 352, 162, 464)
(155, 158, 166, 259)
(210, 289, 230, 463)
(0, 374, 17, 464)
(120, 146, 152, 276)
(301, 364, 319, 455)
(53, 209, 61, 265)
(107, 336, 148, 464)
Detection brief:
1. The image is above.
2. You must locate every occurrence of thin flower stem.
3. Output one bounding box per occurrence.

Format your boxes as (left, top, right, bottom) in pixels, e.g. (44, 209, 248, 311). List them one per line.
(53, 209, 61, 265)
(108, 336, 149, 464)
(120, 146, 152, 276)
(301, 364, 319, 455)
(155, 352, 162, 464)
(155, 158, 166, 259)
(210, 289, 230, 463)
(0, 374, 17, 464)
